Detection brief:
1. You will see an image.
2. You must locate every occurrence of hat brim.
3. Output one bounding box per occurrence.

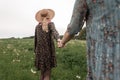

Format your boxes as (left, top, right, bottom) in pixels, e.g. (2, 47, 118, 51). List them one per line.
(35, 9, 55, 22)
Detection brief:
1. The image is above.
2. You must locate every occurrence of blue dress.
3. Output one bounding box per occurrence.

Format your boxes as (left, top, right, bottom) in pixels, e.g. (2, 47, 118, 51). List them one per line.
(67, 0, 120, 80)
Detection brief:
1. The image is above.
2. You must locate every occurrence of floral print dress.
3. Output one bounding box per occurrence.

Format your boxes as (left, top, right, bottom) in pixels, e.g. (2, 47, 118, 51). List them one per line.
(67, 0, 120, 80)
(34, 22, 59, 72)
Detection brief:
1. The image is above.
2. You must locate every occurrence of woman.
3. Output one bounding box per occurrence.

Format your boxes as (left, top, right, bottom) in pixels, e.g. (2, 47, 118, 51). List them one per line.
(34, 9, 60, 80)
(59, 0, 120, 80)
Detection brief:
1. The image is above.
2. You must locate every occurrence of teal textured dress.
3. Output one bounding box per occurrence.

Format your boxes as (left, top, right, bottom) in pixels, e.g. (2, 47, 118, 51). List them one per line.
(67, 0, 120, 80)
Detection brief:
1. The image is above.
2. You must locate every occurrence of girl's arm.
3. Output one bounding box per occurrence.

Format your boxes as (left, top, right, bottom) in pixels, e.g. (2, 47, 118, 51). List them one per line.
(50, 22, 60, 42)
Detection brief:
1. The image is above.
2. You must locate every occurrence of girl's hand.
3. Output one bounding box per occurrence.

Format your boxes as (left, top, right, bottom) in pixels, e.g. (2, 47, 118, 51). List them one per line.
(57, 39, 61, 48)
(58, 40, 65, 48)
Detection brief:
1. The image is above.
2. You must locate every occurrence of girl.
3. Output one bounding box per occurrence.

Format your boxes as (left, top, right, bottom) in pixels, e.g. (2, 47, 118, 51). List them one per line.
(34, 9, 60, 80)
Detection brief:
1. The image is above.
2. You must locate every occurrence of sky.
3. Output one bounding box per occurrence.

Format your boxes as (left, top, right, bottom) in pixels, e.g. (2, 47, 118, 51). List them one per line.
(0, 0, 75, 38)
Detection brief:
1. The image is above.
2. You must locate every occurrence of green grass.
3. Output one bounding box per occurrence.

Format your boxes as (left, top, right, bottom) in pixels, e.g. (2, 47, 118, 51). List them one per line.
(0, 38, 87, 80)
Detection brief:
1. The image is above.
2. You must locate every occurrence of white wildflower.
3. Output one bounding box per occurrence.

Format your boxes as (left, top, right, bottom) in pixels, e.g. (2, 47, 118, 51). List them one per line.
(31, 68, 37, 74)
(13, 49, 17, 52)
(16, 60, 20, 62)
(56, 52, 59, 54)
(3, 51, 6, 54)
(16, 53, 19, 56)
(12, 59, 15, 62)
(12, 59, 20, 62)
(76, 75, 81, 79)
(7, 44, 11, 49)
(25, 49, 28, 52)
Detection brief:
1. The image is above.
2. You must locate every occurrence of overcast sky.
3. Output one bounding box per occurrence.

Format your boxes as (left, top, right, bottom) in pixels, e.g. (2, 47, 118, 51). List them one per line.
(0, 0, 75, 38)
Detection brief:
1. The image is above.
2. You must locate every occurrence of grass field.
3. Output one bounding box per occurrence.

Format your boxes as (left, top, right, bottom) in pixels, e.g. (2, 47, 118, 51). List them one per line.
(0, 38, 87, 80)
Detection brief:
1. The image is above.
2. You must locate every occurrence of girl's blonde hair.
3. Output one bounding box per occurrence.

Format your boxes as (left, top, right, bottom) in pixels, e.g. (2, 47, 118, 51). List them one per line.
(40, 10, 50, 32)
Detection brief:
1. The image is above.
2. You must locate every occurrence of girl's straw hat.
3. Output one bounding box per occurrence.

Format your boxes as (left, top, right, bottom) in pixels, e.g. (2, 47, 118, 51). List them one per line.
(35, 9, 55, 22)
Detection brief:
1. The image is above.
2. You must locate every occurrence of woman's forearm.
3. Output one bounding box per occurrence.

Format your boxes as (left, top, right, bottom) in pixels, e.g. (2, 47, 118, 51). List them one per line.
(61, 31, 74, 45)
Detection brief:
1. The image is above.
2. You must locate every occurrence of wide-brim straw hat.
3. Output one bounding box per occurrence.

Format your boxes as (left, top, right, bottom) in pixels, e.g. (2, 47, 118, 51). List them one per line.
(35, 9, 55, 22)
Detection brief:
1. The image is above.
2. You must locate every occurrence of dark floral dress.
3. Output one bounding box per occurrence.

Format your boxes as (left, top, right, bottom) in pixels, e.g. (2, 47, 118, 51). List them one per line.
(67, 0, 120, 80)
(34, 22, 59, 72)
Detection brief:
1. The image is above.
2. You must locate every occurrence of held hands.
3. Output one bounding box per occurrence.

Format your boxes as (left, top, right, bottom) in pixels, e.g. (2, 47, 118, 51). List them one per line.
(57, 31, 71, 48)
(57, 39, 65, 48)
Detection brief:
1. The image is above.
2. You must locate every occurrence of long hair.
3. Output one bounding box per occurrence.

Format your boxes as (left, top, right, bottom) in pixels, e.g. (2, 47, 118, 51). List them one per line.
(40, 11, 50, 32)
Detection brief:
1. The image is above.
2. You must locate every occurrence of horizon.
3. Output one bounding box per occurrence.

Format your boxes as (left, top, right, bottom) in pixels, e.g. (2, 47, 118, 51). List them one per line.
(0, 0, 75, 39)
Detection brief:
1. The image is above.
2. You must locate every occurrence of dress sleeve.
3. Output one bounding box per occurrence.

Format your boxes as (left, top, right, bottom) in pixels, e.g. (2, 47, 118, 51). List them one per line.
(50, 22, 60, 41)
(67, 0, 87, 35)
(34, 26, 37, 53)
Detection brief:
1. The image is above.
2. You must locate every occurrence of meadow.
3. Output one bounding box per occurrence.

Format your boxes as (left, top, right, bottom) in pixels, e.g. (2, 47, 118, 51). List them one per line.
(0, 38, 87, 80)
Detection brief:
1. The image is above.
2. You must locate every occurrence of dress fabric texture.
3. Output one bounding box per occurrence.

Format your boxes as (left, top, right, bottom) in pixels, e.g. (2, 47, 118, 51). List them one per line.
(34, 22, 59, 72)
(67, 0, 120, 80)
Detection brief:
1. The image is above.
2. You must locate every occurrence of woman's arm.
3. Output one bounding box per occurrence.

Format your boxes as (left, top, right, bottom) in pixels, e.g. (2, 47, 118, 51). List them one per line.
(60, 0, 87, 47)
(60, 30, 74, 47)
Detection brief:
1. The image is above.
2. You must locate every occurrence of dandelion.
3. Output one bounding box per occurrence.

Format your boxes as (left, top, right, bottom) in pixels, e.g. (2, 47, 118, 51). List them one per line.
(31, 68, 37, 74)
(76, 75, 81, 79)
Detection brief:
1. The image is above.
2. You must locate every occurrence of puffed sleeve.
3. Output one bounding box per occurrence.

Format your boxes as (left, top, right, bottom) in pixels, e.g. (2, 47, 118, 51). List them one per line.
(50, 22, 60, 41)
(67, 0, 87, 35)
